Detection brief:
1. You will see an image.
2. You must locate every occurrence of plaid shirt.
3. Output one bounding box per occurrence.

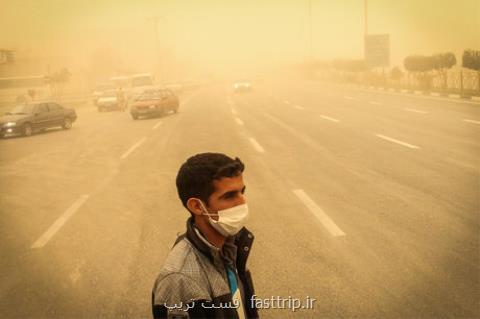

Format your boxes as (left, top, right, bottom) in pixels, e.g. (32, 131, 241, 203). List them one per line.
(152, 217, 258, 319)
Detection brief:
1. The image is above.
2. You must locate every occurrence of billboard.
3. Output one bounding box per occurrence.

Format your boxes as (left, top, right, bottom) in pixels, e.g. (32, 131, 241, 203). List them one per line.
(364, 34, 390, 68)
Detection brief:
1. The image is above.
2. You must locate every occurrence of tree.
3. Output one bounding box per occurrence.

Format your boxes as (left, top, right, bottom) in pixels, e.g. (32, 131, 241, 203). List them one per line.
(463, 49, 480, 91)
(45, 68, 71, 98)
(404, 55, 435, 89)
(390, 66, 403, 81)
(432, 52, 456, 89)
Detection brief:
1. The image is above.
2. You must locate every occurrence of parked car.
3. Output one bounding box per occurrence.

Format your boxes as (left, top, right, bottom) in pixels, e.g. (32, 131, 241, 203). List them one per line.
(130, 88, 179, 120)
(233, 80, 252, 93)
(96, 89, 125, 112)
(0, 101, 77, 138)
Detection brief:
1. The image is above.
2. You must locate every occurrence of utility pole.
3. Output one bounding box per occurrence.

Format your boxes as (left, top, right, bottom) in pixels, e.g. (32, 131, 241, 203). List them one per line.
(147, 16, 163, 82)
(308, 0, 313, 62)
(364, 0, 368, 38)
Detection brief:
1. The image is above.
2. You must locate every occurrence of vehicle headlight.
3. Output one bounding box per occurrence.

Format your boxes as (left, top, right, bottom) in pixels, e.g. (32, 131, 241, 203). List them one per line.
(3, 122, 16, 127)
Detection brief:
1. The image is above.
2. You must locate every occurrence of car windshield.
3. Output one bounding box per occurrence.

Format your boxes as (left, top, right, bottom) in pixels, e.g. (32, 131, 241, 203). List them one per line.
(101, 90, 117, 97)
(132, 77, 153, 87)
(95, 84, 114, 91)
(5, 104, 35, 115)
(137, 90, 162, 101)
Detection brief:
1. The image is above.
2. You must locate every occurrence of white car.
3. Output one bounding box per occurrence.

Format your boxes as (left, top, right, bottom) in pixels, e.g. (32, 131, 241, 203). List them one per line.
(92, 83, 114, 105)
(233, 80, 252, 93)
(96, 90, 124, 112)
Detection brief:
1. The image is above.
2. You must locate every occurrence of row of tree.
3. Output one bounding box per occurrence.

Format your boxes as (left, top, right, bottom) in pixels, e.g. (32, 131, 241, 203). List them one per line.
(402, 50, 480, 90)
(313, 49, 480, 91)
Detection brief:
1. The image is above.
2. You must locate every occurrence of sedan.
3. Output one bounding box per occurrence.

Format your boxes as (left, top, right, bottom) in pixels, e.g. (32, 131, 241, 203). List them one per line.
(0, 101, 77, 138)
(130, 88, 179, 120)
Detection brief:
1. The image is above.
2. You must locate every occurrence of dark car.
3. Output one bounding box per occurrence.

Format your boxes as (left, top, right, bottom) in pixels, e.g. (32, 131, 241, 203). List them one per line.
(0, 101, 77, 138)
(130, 88, 179, 120)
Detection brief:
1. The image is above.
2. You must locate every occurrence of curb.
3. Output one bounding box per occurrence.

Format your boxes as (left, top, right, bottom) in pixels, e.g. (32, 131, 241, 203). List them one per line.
(342, 83, 480, 103)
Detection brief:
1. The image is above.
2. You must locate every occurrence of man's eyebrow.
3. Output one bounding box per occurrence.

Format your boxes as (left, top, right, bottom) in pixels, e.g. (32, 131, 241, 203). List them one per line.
(219, 186, 246, 199)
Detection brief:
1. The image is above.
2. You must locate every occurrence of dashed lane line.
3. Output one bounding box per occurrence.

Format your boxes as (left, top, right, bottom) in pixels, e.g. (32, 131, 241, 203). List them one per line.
(376, 134, 420, 149)
(320, 115, 340, 123)
(120, 137, 147, 159)
(293, 189, 345, 237)
(235, 118, 244, 126)
(31, 195, 90, 249)
(249, 137, 265, 153)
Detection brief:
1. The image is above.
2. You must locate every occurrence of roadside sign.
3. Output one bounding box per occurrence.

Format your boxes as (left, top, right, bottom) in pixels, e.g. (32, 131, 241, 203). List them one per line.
(364, 34, 390, 68)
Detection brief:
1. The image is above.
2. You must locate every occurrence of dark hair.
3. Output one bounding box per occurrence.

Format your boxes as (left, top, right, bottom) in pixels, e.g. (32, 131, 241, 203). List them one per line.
(176, 153, 245, 213)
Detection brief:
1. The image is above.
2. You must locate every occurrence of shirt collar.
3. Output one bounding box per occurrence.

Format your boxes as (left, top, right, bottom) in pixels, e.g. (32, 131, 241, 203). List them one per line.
(186, 217, 238, 269)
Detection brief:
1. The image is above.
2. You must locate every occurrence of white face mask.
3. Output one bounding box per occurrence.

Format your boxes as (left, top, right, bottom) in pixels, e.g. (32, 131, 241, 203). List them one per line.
(199, 201, 249, 237)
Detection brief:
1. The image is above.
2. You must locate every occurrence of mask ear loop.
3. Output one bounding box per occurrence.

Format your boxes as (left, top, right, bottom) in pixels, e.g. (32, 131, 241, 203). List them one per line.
(198, 200, 218, 217)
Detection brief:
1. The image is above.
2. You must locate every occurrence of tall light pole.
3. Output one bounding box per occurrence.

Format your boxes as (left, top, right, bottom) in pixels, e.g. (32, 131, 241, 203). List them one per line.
(364, 0, 368, 38)
(364, 0, 368, 61)
(308, 0, 313, 62)
(147, 16, 163, 82)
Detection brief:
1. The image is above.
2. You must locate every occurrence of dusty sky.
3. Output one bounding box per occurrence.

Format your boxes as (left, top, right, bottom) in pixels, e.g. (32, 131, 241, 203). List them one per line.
(1, 0, 479, 76)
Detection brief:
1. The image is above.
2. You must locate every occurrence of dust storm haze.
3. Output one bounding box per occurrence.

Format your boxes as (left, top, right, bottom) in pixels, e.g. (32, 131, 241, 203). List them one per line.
(1, 1, 480, 319)
(1, 0, 478, 79)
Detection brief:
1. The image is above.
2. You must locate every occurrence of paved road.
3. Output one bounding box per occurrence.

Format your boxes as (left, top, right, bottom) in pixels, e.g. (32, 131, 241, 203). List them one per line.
(0, 80, 478, 318)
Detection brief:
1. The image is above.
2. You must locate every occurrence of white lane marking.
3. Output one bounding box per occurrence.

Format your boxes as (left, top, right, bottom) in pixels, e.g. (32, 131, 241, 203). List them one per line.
(320, 115, 340, 122)
(376, 134, 420, 149)
(284, 100, 291, 105)
(152, 121, 163, 130)
(235, 118, 244, 126)
(121, 137, 147, 159)
(294, 105, 305, 110)
(463, 119, 480, 125)
(293, 189, 345, 237)
(69, 260, 86, 284)
(249, 137, 265, 153)
(344, 96, 358, 100)
(369, 101, 382, 105)
(404, 108, 428, 114)
(231, 108, 238, 115)
(31, 195, 90, 249)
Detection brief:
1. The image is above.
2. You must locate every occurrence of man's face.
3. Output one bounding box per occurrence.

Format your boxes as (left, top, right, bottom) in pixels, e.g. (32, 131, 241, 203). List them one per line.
(206, 173, 246, 219)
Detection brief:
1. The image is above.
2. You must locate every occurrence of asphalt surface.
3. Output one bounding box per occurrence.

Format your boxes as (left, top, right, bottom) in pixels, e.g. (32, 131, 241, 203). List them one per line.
(0, 79, 479, 318)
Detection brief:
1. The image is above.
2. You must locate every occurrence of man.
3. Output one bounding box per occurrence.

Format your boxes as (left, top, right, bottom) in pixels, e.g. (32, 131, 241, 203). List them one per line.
(116, 87, 126, 111)
(152, 153, 258, 319)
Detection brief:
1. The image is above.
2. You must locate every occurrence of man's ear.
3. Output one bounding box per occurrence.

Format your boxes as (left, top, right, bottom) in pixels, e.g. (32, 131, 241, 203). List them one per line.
(187, 198, 204, 216)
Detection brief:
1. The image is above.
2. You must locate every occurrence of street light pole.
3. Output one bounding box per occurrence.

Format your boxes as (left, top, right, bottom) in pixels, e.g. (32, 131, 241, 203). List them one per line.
(364, 0, 368, 38)
(147, 16, 163, 83)
(308, 0, 313, 61)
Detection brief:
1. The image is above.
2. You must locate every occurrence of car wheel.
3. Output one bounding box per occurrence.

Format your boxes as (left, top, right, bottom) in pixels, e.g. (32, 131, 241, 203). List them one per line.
(62, 117, 72, 129)
(131, 114, 138, 120)
(23, 123, 32, 137)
